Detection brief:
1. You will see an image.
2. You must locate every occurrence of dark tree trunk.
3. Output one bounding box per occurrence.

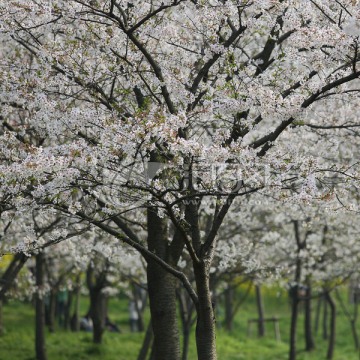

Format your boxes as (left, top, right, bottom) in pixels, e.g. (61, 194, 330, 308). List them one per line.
(137, 320, 154, 360)
(325, 292, 336, 360)
(314, 297, 322, 335)
(255, 285, 265, 337)
(72, 275, 81, 332)
(64, 291, 72, 330)
(289, 285, 299, 360)
(0, 253, 28, 300)
(147, 208, 181, 360)
(304, 284, 315, 351)
(89, 289, 107, 344)
(224, 285, 234, 331)
(0, 299, 3, 336)
(48, 290, 56, 333)
(178, 287, 195, 360)
(35, 253, 47, 360)
(194, 261, 217, 360)
(323, 296, 328, 340)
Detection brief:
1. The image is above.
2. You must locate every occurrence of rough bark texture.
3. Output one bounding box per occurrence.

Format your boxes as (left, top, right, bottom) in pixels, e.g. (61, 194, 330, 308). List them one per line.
(147, 208, 181, 360)
(255, 285, 265, 337)
(194, 261, 217, 360)
(35, 253, 47, 360)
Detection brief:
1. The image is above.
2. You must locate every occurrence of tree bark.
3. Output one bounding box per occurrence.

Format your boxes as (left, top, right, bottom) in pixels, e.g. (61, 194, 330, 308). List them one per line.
(304, 283, 315, 351)
(147, 208, 181, 360)
(35, 253, 47, 360)
(194, 261, 217, 360)
(255, 285, 265, 337)
(325, 292, 336, 360)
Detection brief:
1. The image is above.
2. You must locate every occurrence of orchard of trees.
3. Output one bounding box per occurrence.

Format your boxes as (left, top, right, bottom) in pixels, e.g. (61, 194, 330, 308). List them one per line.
(1, 1, 360, 359)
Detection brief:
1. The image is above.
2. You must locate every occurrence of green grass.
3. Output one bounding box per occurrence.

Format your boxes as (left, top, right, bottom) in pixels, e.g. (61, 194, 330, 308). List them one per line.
(0, 287, 360, 360)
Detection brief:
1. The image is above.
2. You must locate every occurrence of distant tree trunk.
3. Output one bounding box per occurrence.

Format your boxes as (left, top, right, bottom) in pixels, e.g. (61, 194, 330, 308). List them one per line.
(194, 261, 217, 360)
(147, 208, 181, 360)
(335, 288, 359, 350)
(35, 253, 47, 360)
(325, 292, 336, 360)
(64, 291, 72, 330)
(72, 275, 81, 332)
(86, 265, 107, 344)
(255, 285, 265, 337)
(304, 283, 315, 351)
(132, 283, 146, 332)
(323, 296, 328, 340)
(289, 285, 299, 360)
(47, 289, 56, 333)
(178, 287, 195, 360)
(224, 285, 234, 331)
(89, 288, 106, 344)
(0, 299, 3, 336)
(350, 292, 359, 350)
(289, 220, 305, 360)
(314, 297, 322, 334)
(137, 320, 154, 360)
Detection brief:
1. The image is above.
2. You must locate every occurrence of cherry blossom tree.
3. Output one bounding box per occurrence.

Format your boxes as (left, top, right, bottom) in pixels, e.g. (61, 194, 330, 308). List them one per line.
(1, 1, 360, 359)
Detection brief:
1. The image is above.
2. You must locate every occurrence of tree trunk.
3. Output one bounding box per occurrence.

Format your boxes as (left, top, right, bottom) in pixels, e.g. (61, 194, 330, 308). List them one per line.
(323, 295, 328, 340)
(64, 291, 72, 330)
(194, 261, 217, 360)
(147, 208, 181, 360)
(137, 320, 154, 360)
(352, 292, 359, 349)
(35, 253, 47, 360)
(0, 299, 3, 336)
(289, 285, 299, 360)
(224, 285, 233, 331)
(0, 253, 28, 300)
(255, 285, 265, 337)
(72, 275, 81, 332)
(47, 290, 56, 333)
(304, 284, 315, 351)
(89, 289, 106, 344)
(325, 292, 336, 360)
(314, 297, 322, 335)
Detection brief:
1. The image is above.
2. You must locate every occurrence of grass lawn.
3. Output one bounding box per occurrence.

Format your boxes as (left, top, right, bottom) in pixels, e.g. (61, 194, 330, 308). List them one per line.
(0, 286, 359, 360)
